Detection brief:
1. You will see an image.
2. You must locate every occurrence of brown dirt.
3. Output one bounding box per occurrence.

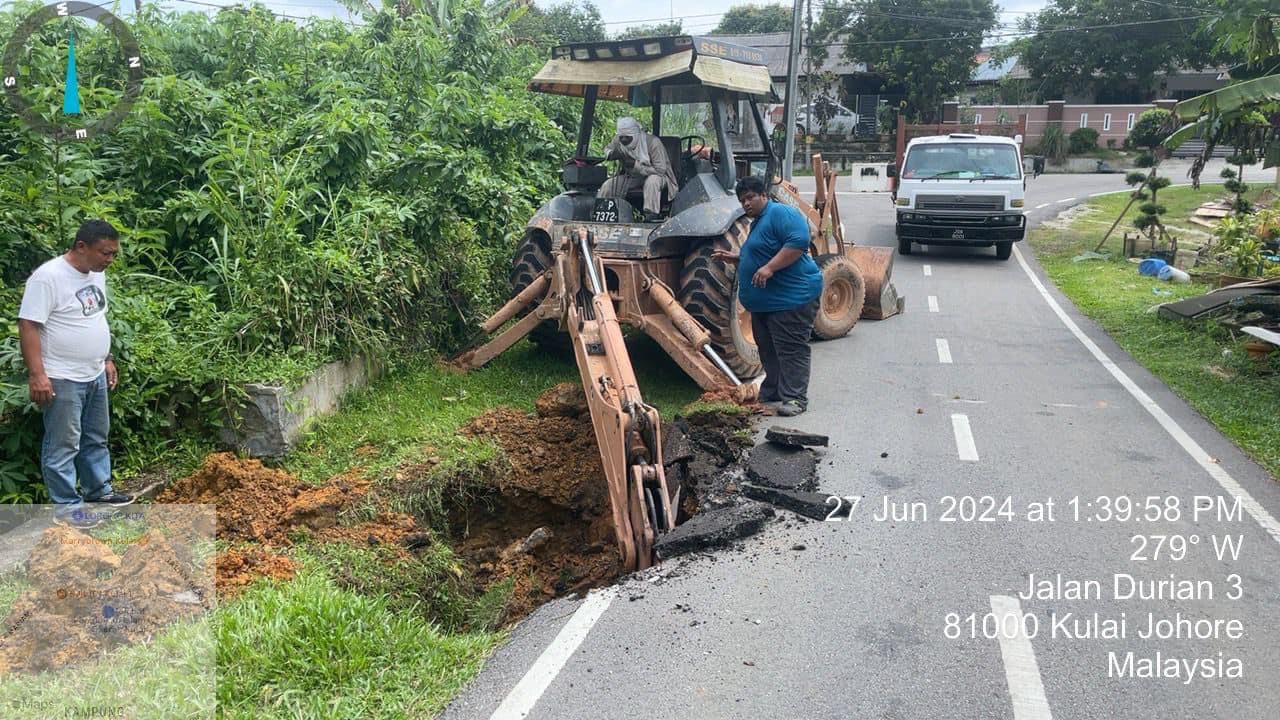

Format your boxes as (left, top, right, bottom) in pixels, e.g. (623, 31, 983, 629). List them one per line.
(457, 384, 620, 619)
(158, 453, 379, 595)
(158, 454, 368, 543)
(0, 527, 211, 675)
(215, 549, 298, 598)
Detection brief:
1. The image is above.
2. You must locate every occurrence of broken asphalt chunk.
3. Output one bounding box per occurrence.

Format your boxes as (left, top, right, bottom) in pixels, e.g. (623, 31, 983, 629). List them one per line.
(746, 443, 818, 491)
(653, 502, 774, 560)
(765, 425, 829, 447)
(740, 483, 831, 521)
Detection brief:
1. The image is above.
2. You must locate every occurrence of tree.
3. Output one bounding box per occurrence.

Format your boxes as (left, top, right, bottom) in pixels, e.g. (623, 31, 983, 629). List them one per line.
(510, 1, 606, 45)
(713, 4, 792, 34)
(818, 0, 998, 123)
(1203, 0, 1278, 71)
(1018, 0, 1223, 102)
(616, 21, 682, 40)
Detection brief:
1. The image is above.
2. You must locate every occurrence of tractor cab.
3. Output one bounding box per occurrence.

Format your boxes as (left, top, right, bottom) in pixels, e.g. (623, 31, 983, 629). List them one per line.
(528, 35, 780, 258)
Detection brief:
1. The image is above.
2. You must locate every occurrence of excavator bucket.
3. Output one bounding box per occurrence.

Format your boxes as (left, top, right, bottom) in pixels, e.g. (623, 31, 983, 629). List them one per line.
(847, 246, 903, 320)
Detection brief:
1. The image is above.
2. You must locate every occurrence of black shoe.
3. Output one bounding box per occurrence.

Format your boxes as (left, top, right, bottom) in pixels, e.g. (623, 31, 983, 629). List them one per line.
(776, 400, 806, 417)
(53, 510, 101, 530)
(86, 492, 135, 507)
(643, 211, 663, 223)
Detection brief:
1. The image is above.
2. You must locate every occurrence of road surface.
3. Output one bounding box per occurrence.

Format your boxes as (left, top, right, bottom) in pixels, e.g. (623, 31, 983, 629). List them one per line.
(442, 168, 1280, 720)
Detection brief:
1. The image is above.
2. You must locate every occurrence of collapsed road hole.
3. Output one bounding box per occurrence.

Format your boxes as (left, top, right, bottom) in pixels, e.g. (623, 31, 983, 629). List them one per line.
(153, 385, 825, 625)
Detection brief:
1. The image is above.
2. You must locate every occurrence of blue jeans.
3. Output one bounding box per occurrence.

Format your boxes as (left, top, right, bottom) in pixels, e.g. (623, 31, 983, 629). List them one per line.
(41, 372, 113, 505)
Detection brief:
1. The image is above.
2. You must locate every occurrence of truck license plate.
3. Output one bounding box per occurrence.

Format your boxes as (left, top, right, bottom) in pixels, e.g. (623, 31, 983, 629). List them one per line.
(592, 198, 620, 223)
(952, 229, 965, 239)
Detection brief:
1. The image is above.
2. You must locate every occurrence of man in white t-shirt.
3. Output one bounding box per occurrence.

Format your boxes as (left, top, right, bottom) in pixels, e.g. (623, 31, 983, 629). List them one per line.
(18, 220, 134, 527)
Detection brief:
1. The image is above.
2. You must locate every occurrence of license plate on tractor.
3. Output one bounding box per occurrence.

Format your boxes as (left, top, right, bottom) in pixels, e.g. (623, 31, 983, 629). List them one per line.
(593, 198, 620, 223)
(952, 229, 965, 239)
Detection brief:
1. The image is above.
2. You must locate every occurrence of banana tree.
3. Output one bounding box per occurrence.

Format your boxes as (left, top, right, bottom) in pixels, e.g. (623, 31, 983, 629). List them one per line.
(1163, 73, 1280, 186)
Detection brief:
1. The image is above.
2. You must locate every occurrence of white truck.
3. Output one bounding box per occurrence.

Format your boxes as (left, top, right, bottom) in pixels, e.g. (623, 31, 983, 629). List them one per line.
(887, 133, 1027, 260)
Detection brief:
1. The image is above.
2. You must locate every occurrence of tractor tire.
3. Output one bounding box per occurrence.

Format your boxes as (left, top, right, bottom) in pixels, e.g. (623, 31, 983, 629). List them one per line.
(679, 221, 762, 379)
(509, 230, 571, 354)
(813, 254, 866, 340)
(995, 241, 1013, 261)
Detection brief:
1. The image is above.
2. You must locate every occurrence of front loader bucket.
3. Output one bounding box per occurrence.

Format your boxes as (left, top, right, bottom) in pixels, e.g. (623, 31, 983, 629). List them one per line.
(846, 246, 903, 320)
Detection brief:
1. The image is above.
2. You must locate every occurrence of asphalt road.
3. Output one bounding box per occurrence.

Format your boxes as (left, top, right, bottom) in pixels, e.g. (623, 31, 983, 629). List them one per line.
(442, 169, 1280, 720)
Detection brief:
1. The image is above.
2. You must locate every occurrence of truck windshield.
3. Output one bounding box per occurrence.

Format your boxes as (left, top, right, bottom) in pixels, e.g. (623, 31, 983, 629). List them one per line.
(902, 143, 1021, 180)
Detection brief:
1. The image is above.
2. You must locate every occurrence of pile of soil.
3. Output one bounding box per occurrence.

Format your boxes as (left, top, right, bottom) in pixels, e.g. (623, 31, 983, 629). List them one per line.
(158, 454, 370, 543)
(0, 527, 212, 675)
(158, 453, 414, 596)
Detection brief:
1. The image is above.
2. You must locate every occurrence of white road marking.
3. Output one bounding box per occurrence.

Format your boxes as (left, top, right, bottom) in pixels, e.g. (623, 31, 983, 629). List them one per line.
(923, 264, 933, 276)
(1034, 203, 1050, 209)
(1088, 191, 1110, 197)
(928, 295, 939, 313)
(1044, 402, 1080, 408)
(1057, 197, 1077, 203)
(951, 414, 979, 462)
(490, 588, 617, 720)
(990, 595, 1053, 720)
(1013, 244, 1280, 545)
(936, 338, 953, 364)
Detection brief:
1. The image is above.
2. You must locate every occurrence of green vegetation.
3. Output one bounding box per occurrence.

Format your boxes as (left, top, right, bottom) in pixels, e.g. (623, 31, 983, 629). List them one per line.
(216, 568, 498, 720)
(1068, 127, 1099, 155)
(0, 1, 612, 501)
(1032, 186, 1280, 477)
(0, 616, 215, 720)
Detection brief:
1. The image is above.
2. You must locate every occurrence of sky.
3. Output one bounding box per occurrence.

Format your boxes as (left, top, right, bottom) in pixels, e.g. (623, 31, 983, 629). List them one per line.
(142, 0, 1057, 37)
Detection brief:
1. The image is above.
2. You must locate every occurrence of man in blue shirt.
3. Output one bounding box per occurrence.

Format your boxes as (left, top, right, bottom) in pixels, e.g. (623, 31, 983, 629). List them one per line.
(713, 176, 823, 416)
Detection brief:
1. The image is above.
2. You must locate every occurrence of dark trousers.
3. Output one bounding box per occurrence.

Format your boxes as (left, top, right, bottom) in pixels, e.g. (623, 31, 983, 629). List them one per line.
(751, 300, 818, 405)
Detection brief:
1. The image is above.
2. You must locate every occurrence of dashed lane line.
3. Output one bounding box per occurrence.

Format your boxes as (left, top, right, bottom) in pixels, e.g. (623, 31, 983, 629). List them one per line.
(936, 338, 953, 364)
(923, 264, 933, 276)
(928, 295, 939, 313)
(990, 595, 1054, 720)
(951, 414, 979, 462)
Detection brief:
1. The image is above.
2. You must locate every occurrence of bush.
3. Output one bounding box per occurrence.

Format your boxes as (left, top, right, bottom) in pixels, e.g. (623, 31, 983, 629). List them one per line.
(1127, 108, 1173, 149)
(0, 2, 581, 499)
(1039, 125, 1068, 164)
(1068, 127, 1099, 154)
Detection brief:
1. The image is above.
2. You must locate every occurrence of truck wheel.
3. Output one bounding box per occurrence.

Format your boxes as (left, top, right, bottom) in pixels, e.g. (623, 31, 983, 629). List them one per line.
(898, 236, 913, 255)
(813, 254, 866, 340)
(995, 241, 1013, 261)
(679, 221, 762, 378)
(510, 230, 571, 353)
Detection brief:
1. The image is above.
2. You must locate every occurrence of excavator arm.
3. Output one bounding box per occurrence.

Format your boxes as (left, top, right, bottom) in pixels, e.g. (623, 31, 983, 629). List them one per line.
(457, 228, 681, 570)
(561, 229, 675, 570)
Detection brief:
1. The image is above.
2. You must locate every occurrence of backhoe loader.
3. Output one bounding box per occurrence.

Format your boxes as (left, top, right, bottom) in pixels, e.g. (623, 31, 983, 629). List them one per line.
(455, 36, 901, 570)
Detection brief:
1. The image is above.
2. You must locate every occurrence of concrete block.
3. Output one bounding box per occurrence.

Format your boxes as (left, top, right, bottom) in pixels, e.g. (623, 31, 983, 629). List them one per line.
(221, 356, 381, 458)
(654, 502, 774, 560)
(740, 483, 831, 521)
(765, 425, 829, 447)
(746, 443, 818, 491)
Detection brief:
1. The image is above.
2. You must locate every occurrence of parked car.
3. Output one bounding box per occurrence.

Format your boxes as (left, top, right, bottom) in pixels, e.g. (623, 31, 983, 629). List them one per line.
(796, 100, 860, 137)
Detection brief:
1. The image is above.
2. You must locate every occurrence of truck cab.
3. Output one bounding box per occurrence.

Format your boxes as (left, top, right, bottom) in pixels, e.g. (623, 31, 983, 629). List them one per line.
(890, 133, 1026, 260)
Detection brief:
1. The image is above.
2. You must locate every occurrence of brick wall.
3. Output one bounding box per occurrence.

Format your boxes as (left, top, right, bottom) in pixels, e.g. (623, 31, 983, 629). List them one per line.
(953, 101, 1178, 148)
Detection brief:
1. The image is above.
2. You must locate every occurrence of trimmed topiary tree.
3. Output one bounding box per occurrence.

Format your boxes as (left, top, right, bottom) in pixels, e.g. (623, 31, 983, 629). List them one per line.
(1068, 127, 1099, 155)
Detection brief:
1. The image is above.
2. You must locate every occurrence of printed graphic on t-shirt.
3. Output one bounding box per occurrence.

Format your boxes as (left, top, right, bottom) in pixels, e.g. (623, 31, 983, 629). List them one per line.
(76, 285, 106, 316)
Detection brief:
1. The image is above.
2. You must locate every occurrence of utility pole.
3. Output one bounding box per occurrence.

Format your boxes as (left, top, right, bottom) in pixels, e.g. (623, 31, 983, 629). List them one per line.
(782, 0, 804, 180)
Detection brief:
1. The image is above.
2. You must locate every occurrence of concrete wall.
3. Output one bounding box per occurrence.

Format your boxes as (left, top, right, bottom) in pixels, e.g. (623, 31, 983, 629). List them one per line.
(221, 356, 382, 459)
(960, 101, 1177, 148)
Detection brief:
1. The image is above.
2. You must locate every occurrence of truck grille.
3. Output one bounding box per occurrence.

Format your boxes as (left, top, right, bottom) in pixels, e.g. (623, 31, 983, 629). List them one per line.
(916, 194, 1004, 211)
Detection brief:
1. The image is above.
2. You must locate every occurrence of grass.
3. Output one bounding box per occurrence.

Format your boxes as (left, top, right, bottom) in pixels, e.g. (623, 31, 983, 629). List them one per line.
(0, 615, 215, 720)
(216, 568, 499, 720)
(1031, 184, 1280, 478)
(284, 337, 701, 484)
(205, 334, 700, 718)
